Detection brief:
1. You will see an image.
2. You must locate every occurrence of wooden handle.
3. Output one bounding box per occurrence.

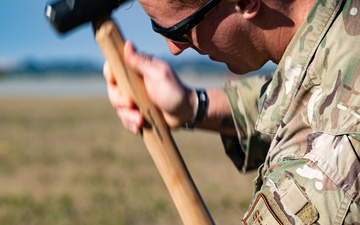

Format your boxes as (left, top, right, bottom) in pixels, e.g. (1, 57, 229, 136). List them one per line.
(93, 18, 215, 225)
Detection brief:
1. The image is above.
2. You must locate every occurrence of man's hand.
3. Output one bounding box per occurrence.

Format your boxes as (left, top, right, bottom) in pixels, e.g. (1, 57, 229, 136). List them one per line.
(103, 41, 197, 133)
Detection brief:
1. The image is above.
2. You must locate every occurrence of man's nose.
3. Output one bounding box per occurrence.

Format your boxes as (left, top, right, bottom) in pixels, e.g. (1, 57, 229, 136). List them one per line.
(165, 39, 193, 55)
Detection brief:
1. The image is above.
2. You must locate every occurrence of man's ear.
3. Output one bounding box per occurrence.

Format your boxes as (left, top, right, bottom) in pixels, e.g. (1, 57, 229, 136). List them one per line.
(235, 0, 261, 19)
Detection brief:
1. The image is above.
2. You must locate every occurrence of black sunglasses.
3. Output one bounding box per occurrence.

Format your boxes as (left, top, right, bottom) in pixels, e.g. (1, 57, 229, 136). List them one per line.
(151, 0, 222, 43)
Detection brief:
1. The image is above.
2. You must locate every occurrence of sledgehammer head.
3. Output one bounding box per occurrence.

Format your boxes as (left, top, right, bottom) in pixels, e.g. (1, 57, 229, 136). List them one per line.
(45, 0, 128, 33)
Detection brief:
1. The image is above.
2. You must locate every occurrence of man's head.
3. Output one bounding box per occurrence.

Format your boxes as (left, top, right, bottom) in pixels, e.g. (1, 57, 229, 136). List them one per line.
(139, 0, 315, 74)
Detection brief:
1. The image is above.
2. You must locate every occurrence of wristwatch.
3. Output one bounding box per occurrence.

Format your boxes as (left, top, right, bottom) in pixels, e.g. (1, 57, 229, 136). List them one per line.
(184, 89, 208, 129)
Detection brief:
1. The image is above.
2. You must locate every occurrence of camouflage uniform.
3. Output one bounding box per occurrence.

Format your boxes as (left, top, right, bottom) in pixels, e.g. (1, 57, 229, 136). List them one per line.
(222, 0, 360, 223)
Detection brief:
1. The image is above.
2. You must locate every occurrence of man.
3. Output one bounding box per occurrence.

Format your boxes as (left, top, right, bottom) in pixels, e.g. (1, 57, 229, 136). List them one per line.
(104, 0, 360, 223)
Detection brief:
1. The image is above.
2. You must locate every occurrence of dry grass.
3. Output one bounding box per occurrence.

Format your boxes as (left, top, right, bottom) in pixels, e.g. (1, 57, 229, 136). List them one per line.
(0, 96, 256, 225)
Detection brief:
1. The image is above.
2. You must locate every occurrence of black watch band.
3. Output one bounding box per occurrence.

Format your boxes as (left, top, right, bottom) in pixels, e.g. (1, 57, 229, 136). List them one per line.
(184, 89, 208, 129)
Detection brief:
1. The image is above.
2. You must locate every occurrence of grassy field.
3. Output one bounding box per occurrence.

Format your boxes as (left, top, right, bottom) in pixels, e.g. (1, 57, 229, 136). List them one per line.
(0, 96, 256, 225)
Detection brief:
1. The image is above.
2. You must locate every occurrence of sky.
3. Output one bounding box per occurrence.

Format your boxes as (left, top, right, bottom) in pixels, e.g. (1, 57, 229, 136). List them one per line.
(0, 0, 199, 65)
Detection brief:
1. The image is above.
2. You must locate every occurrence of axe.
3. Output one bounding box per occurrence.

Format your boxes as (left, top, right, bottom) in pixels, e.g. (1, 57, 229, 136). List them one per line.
(44, 0, 215, 224)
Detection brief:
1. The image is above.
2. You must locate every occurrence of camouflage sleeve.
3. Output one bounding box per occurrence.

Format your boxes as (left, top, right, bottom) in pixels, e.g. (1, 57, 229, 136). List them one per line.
(221, 74, 272, 172)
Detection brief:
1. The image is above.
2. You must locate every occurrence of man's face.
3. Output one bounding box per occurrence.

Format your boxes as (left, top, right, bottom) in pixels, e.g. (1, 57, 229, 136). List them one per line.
(139, 0, 268, 74)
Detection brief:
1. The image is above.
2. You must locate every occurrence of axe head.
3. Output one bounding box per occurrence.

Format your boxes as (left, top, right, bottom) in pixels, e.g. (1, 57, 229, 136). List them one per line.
(45, 0, 129, 33)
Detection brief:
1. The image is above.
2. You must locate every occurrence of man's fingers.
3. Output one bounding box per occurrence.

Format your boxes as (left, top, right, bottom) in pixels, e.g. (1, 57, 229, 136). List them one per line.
(107, 82, 134, 109)
(116, 108, 144, 134)
(106, 82, 144, 133)
(124, 41, 160, 77)
(103, 48, 146, 134)
(103, 60, 117, 85)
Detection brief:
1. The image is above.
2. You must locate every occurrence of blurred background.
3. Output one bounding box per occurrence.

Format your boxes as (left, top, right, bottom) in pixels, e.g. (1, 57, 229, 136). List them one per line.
(0, 0, 274, 224)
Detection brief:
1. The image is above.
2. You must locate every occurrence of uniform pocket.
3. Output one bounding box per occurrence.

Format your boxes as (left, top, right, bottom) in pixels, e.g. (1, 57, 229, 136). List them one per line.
(305, 133, 360, 205)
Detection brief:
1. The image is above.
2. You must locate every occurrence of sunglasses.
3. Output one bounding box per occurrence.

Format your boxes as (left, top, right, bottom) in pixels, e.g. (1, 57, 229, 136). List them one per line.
(151, 0, 222, 43)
